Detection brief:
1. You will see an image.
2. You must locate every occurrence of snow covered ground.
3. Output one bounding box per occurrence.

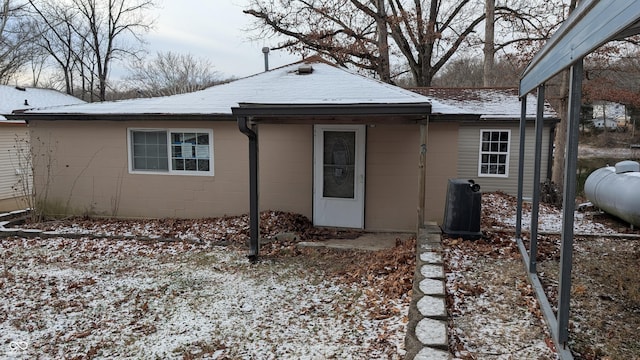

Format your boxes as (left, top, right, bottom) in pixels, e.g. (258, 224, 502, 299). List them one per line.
(444, 191, 639, 360)
(0, 235, 408, 359)
(2, 191, 636, 359)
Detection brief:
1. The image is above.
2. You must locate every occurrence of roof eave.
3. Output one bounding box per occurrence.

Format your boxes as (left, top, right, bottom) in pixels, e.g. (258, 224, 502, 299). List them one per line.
(231, 103, 432, 123)
(5, 112, 235, 122)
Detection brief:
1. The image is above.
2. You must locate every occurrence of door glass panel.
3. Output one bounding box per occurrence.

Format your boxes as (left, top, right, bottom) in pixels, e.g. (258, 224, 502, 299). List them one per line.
(323, 131, 355, 198)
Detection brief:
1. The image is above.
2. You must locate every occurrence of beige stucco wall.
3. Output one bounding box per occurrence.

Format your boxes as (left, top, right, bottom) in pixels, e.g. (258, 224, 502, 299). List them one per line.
(29, 120, 250, 218)
(258, 124, 313, 218)
(424, 122, 459, 224)
(365, 124, 421, 231)
(30, 119, 456, 231)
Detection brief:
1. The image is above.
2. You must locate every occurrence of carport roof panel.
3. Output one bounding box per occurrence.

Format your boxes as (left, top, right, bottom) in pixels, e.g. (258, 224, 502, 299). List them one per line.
(520, 0, 640, 96)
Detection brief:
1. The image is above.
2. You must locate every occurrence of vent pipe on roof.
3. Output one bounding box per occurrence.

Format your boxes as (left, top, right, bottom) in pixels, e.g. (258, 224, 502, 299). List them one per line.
(262, 47, 270, 71)
(24, 99, 29, 106)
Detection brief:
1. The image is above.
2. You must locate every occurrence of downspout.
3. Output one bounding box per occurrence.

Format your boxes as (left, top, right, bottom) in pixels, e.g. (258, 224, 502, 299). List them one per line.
(238, 116, 260, 262)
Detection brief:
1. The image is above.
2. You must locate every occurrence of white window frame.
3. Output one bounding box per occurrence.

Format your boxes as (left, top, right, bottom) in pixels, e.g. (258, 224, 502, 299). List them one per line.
(127, 128, 214, 176)
(478, 129, 510, 178)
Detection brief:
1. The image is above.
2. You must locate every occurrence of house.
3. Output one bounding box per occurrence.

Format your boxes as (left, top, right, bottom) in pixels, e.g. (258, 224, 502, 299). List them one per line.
(7, 61, 557, 232)
(0, 85, 85, 211)
(410, 87, 558, 198)
(591, 117, 620, 131)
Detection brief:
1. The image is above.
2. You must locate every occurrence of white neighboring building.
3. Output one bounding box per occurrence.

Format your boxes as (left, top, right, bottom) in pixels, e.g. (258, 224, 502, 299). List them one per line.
(0, 85, 85, 211)
(591, 117, 620, 130)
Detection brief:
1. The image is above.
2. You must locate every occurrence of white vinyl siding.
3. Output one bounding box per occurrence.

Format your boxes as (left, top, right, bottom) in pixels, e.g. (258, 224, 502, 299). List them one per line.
(458, 123, 551, 198)
(128, 128, 214, 176)
(0, 126, 30, 201)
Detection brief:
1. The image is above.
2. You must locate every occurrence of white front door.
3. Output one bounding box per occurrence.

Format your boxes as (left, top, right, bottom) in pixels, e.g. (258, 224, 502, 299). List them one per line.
(313, 125, 366, 228)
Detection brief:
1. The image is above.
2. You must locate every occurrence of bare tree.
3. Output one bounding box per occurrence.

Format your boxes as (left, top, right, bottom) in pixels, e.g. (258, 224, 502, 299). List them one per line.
(483, 0, 495, 87)
(28, 0, 156, 101)
(28, 0, 80, 94)
(126, 51, 221, 97)
(245, 0, 567, 86)
(433, 55, 521, 87)
(0, 0, 37, 83)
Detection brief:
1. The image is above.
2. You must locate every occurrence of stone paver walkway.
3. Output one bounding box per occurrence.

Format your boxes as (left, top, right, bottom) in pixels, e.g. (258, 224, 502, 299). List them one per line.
(405, 223, 451, 359)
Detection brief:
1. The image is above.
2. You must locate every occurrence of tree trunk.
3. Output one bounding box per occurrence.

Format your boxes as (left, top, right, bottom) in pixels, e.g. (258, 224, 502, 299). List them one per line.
(551, 69, 570, 187)
(483, 0, 495, 87)
(550, 0, 579, 190)
(376, 0, 391, 83)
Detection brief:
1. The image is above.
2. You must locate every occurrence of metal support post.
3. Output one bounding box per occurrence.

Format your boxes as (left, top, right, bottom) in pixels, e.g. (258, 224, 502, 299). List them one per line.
(529, 85, 546, 273)
(557, 59, 583, 346)
(516, 98, 526, 239)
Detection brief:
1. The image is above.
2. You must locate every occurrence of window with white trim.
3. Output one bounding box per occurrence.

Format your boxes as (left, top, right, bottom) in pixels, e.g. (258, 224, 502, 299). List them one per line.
(129, 129, 213, 175)
(478, 129, 510, 177)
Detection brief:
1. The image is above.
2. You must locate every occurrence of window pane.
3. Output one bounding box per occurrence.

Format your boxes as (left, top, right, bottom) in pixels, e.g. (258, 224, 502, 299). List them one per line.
(183, 133, 196, 144)
(133, 145, 146, 157)
(481, 165, 488, 174)
(131, 131, 168, 171)
(500, 143, 508, 152)
(185, 159, 197, 170)
(482, 132, 490, 141)
(481, 143, 489, 152)
(323, 131, 355, 198)
(172, 145, 182, 158)
(491, 143, 498, 152)
(198, 159, 209, 171)
(169, 131, 212, 173)
(197, 133, 209, 145)
(133, 132, 145, 143)
(491, 132, 499, 141)
(500, 132, 509, 141)
(498, 165, 506, 174)
(133, 157, 145, 169)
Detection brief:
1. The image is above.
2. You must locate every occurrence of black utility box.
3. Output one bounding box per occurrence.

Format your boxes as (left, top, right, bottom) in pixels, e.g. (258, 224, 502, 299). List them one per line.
(441, 179, 482, 239)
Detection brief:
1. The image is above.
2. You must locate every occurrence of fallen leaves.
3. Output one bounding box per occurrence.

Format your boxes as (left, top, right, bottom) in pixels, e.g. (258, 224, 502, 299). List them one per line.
(0, 227, 410, 359)
(450, 191, 640, 360)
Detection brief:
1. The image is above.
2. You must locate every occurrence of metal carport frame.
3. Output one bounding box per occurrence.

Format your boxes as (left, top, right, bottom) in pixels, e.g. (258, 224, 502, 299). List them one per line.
(516, 1, 640, 359)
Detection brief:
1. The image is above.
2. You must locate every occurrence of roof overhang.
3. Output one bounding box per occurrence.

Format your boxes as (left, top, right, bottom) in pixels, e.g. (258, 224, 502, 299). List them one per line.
(520, 0, 640, 96)
(479, 116, 561, 123)
(4, 112, 234, 122)
(231, 102, 432, 124)
(0, 119, 26, 126)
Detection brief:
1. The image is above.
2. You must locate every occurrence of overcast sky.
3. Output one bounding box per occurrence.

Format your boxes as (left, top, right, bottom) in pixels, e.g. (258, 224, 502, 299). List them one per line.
(145, 0, 298, 79)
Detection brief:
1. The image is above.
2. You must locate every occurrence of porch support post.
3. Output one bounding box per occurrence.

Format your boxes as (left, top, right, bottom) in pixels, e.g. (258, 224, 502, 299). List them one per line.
(238, 116, 260, 262)
(557, 59, 583, 346)
(417, 119, 428, 230)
